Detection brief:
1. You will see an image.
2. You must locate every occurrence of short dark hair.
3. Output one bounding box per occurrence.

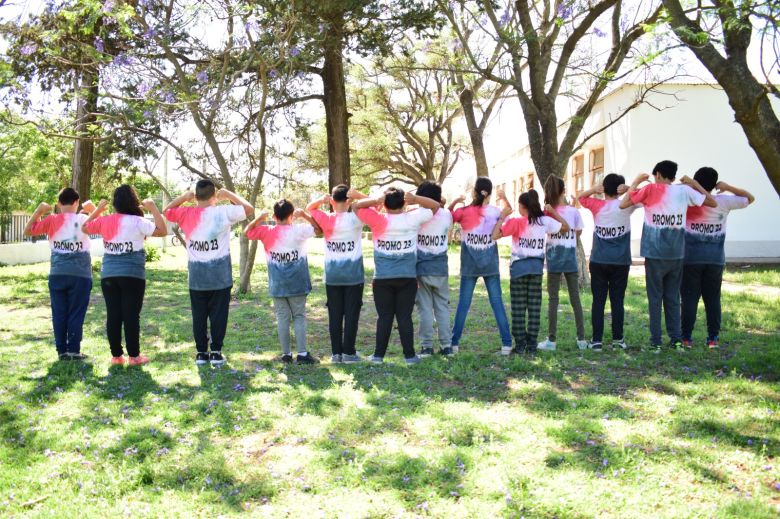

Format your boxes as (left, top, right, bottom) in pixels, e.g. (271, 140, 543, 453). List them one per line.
(416, 180, 442, 204)
(694, 167, 718, 192)
(112, 184, 143, 217)
(58, 187, 79, 206)
(331, 184, 349, 202)
(384, 187, 405, 210)
(195, 179, 216, 201)
(653, 160, 678, 181)
(603, 173, 625, 197)
(273, 199, 294, 221)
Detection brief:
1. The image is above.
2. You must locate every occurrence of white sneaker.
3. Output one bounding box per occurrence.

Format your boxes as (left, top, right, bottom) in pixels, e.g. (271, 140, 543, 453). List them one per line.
(501, 346, 513, 356)
(451, 345, 459, 354)
(537, 339, 557, 351)
(576, 339, 588, 350)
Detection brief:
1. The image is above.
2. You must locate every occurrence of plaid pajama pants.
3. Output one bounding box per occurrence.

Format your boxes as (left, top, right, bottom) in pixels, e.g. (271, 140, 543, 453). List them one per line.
(510, 275, 543, 351)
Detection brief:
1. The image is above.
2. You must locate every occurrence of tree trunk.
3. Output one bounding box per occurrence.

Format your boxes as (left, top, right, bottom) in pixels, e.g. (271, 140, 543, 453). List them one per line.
(237, 122, 267, 294)
(71, 70, 98, 201)
(459, 87, 489, 178)
(322, 24, 350, 189)
(662, 0, 780, 197)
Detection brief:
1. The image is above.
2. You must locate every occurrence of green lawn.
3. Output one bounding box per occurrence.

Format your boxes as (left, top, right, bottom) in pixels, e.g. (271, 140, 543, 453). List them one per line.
(1, 246, 779, 518)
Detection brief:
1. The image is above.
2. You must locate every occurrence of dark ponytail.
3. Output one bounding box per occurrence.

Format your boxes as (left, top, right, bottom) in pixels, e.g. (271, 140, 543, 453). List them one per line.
(471, 177, 493, 206)
(519, 190, 544, 225)
(543, 175, 565, 206)
(113, 184, 144, 217)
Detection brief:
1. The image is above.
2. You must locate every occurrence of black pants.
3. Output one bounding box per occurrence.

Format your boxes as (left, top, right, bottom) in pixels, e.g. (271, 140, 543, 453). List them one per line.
(326, 283, 364, 355)
(189, 287, 231, 353)
(372, 278, 417, 359)
(101, 277, 146, 357)
(589, 262, 630, 342)
(681, 263, 724, 341)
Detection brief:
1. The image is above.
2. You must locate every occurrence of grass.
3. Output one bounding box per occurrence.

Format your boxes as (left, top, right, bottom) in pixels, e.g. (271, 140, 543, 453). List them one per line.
(1, 244, 779, 518)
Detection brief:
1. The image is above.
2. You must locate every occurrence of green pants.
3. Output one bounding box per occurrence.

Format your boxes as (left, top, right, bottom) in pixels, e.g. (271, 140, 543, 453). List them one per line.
(546, 272, 585, 341)
(510, 275, 543, 350)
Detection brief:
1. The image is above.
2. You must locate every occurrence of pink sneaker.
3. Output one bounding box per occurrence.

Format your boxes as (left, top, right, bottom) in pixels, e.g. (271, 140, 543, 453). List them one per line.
(111, 356, 126, 365)
(128, 355, 150, 366)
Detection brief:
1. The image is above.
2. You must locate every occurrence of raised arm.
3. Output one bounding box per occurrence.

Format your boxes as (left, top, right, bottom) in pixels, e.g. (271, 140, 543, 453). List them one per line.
(545, 204, 570, 234)
(294, 208, 322, 237)
(491, 213, 507, 241)
(244, 210, 269, 234)
(306, 194, 329, 212)
(143, 199, 168, 237)
(578, 184, 603, 201)
(347, 188, 368, 201)
(163, 190, 195, 212)
(81, 199, 109, 233)
(495, 189, 512, 217)
(716, 181, 755, 204)
(620, 173, 649, 209)
(217, 188, 254, 217)
(23, 202, 51, 237)
(448, 194, 466, 212)
(405, 192, 439, 213)
(352, 196, 383, 210)
(680, 176, 717, 208)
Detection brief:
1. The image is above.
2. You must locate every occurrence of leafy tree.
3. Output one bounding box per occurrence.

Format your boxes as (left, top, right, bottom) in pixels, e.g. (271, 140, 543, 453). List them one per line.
(661, 0, 780, 196)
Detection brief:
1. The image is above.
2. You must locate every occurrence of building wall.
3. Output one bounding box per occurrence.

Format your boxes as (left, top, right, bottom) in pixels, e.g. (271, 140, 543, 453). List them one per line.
(488, 84, 780, 260)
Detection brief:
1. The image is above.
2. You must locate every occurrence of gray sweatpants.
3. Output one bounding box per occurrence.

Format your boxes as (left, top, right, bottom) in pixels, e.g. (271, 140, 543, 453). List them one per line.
(547, 271, 585, 341)
(416, 275, 452, 349)
(272, 295, 308, 355)
(645, 258, 683, 345)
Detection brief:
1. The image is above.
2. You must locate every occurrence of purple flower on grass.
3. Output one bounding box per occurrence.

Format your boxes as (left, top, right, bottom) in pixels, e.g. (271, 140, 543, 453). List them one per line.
(774, 482, 780, 491)
(142, 110, 152, 119)
(290, 46, 301, 57)
(269, 69, 278, 79)
(20, 43, 37, 56)
(602, 459, 609, 467)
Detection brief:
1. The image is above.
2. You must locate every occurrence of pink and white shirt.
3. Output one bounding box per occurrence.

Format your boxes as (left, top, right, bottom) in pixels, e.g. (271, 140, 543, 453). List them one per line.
(246, 223, 315, 297)
(356, 207, 433, 279)
(29, 212, 92, 278)
(310, 209, 364, 286)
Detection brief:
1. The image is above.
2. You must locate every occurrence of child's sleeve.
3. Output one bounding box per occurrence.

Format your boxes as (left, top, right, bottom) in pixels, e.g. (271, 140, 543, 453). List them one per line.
(82, 215, 103, 235)
(137, 216, 157, 237)
(545, 216, 563, 234)
(246, 225, 268, 241)
(28, 216, 51, 236)
(629, 185, 649, 206)
(579, 196, 602, 215)
(500, 217, 517, 237)
(226, 205, 248, 224)
(723, 195, 750, 211)
(163, 207, 184, 223)
(451, 206, 464, 223)
(298, 224, 316, 240)
(686, 186, 706, 207)
(355, 207, 384, 231)
(310, 209, 334, 236)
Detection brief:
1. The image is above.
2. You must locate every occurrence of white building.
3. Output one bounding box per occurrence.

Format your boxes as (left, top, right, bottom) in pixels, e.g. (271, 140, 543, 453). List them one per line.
(484, 82, 780, 261)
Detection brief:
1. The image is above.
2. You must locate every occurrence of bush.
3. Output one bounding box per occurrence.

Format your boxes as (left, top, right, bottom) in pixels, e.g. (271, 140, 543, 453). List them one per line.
(92, 260, 101, 273)
(145, 246, 161, 263)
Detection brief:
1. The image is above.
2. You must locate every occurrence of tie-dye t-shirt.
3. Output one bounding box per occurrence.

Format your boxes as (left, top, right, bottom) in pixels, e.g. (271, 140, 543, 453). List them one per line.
(28, 212, 92, 278)
(417, 209, 453, 277)
(451, 204, 502, 277)
(357, 207, 434, 279)
(629, 183, 705, 260)
(83, 213, 156, 279)
(579, 197, 637, 265)
(544, 205, 583, 273)
(164, 204, 247, 290)
(684, 194, 749, 265)
(310, 209, 364, 286)
(501, 215, 562, 278)
(246, 223, 315, 297)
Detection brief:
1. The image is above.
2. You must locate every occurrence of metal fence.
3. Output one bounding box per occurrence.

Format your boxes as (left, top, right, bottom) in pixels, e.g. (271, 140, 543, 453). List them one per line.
(0, 212, 34, 244)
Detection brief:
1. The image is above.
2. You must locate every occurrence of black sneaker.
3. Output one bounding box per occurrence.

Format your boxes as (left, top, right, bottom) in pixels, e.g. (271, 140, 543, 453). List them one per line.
(67, 352, 88, 361)
(510, 346, 526, 355)
(439, 347, 454, 356)
(209, 351, 226, 366)
(296, 353, 319, 365)
(281, 354, 293, 364)
(419, 347, 434, 358)
(195, 352, 209, 365)
(58, 353, 71, 361)
(589, 341, 603, 352)
(670, 340, 685, 352)
(650, 344, 662, 354)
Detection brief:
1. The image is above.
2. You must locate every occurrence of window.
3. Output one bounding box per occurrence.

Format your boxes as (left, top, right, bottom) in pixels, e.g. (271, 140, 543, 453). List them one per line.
(526, 172, 535, 191)
(572, 155, 585, 194)
(590, 148, 605, 186)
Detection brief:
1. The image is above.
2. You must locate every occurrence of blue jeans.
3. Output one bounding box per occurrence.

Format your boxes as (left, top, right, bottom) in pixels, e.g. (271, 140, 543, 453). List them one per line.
(451, 275, 512, 347)
(49, 275, 92, 354)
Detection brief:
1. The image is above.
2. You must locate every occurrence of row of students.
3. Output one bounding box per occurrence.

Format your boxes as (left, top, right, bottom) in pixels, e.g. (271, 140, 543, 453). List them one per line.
(26, 162, 752, 365)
